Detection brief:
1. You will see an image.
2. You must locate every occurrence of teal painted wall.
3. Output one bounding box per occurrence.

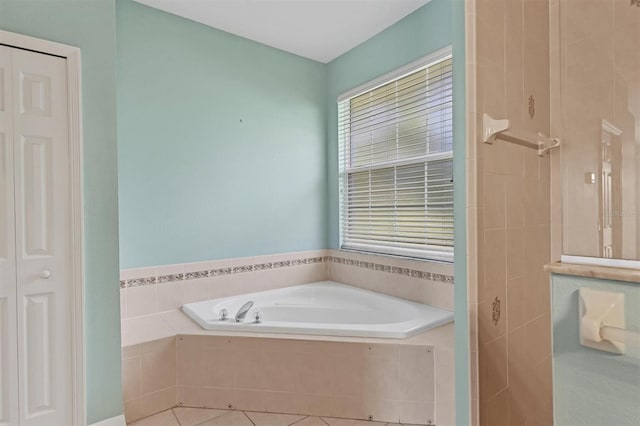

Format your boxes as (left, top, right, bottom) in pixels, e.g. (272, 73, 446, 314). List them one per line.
(116, 0, 328, 269)
(450, 0, 469, 424)
(552, 274, 640, 425)
(0, 0, 122, 423)
(326, 1, 469, 423)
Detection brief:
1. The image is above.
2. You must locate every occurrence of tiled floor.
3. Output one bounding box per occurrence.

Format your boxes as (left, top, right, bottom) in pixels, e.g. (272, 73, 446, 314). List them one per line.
(128, 407, 422, 426)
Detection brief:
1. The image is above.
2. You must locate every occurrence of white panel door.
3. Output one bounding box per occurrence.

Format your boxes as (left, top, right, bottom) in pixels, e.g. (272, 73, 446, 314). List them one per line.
(0, 45, 19, 426)
(11, 48, 71, 426)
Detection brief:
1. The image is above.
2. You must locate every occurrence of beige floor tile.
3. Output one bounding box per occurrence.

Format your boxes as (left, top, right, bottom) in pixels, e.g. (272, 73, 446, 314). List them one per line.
(322, 418, 387, 426)
(291, 417, 328, 426)
(128, 409, 179, 426)
(198, 411, 254, 426)
(173, 407, 229, 426)
(246, 411, 306, 426)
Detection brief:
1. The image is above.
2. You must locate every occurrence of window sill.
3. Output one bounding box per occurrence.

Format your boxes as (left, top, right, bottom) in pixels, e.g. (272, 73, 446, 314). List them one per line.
(339, 248, 454, 265)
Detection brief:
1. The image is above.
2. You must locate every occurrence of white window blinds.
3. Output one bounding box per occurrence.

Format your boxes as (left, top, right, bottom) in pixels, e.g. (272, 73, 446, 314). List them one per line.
(338, 53, 454, 261)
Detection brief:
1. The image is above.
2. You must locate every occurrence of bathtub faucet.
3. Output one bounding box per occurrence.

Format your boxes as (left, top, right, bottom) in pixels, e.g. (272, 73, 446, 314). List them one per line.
(235, 301, 254, 322)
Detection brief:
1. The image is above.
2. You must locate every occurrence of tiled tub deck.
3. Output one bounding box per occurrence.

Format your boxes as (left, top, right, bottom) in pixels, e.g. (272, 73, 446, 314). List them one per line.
(121, 320, 454, 426)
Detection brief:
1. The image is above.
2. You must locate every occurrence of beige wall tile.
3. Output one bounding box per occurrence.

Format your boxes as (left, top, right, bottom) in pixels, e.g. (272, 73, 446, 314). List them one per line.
(141, 339, 176, 394)
(479, 335, 507, 399)
(261, 391, 308, 415)
(121, 288, 127, 319)
(141, 336, 175, 354)
(157, 282, 184, 312)
(435, 398, 456, 426)
(263, 351, 298, 392)
(362, 345, 400, 401)
(505, 178, 525, 230)
(140, 387, 177, 419)
(183, 278, 212, 304)
(506, 277, 526, 332)
(234, 350, 269, 390)
(201, 387, 233, 410)
(122, 356, 141, 403)
(476, 1, 505, 66)
(204, 345, 235, 389)
(124, 398, 144, 423)
(397, 401, 435, 425)
(176, 385, 206, 408)
(483, 173, 506, 230)
(177, 336, 206, 387)
(296, 351, 332, 395)
(234, 337, 300, 354)
(506, 229, 525, 278)
(361, 399, 401, 423)
(210, 272, 256, 299)
(232, 389, 268, 412)
(480, 389, 509, 426)
(328, 352, 364, 397)
(128, 285, 157, 318)
(481, 229, 506, 303)
(399, 346, 434, 403)
(478, 61, 506, 118)
(122, 344, 140, 359)
(524, 312, 552, 365)
(564, 0, 613, 45)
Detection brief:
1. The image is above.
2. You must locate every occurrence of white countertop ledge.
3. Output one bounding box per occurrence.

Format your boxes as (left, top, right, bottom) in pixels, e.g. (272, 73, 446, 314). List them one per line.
(545, 261, 640, 285)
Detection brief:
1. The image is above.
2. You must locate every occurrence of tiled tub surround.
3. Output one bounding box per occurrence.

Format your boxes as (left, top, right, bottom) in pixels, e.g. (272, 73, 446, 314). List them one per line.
(120, 250, 454, 425)
(120, 250, 454, 320)
(122, 325, 455, 426)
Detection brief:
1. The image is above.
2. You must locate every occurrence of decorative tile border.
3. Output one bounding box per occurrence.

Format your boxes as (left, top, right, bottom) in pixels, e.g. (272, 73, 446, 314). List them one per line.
(120, 254, 453, 288)
(325, 255, 454, 285)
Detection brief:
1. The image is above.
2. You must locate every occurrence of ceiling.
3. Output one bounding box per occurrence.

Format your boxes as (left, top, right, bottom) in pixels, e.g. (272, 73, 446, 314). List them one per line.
(133, 0, 431, 63)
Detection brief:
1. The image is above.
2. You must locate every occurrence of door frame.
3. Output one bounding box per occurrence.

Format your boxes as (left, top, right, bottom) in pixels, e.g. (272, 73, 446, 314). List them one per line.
(0, 30, 85, 425)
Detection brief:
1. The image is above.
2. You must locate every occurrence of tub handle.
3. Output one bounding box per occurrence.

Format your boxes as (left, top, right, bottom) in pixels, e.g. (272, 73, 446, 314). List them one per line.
(219, 308, 229, 321)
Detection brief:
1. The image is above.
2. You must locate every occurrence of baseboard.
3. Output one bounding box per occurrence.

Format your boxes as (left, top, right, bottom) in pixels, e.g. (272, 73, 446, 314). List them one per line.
(90, 414, 126, 426)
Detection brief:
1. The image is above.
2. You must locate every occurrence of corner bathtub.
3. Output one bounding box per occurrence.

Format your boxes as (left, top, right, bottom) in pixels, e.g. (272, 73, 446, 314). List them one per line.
(182, 281, 453, 339)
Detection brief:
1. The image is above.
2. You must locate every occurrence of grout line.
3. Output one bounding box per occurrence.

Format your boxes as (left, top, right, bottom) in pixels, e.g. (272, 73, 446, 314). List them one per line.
(289, 415, 309, 425)
(242, 411, 257, 426)
(170, 407, 181, 425)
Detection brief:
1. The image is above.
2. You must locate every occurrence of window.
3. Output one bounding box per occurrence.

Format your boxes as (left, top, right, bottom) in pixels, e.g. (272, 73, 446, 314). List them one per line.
(338, 50, 454, 262)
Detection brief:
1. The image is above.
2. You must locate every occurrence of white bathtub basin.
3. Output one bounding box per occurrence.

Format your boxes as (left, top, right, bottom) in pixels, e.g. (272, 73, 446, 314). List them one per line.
(181, 281, 453, 339)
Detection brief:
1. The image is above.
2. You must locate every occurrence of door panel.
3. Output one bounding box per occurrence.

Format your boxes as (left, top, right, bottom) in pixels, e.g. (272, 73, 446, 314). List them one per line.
(11, 48, 71, 426)
(21, 136, 52, 256)
(24, 293, 54, 417)
(0, 45, 18, 426)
